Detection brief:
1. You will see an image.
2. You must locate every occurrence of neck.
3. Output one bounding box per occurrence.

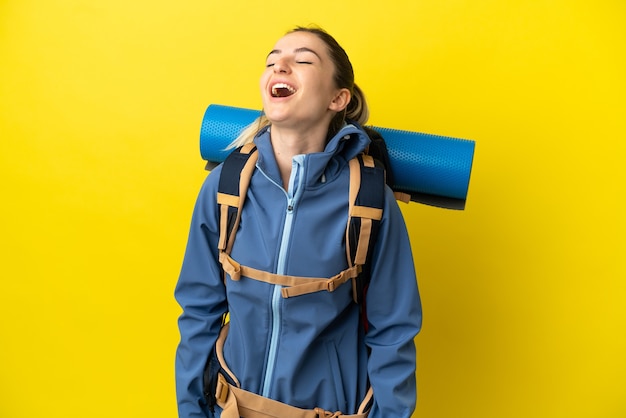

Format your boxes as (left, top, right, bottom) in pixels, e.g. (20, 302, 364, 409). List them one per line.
(270, 123, 328, 190)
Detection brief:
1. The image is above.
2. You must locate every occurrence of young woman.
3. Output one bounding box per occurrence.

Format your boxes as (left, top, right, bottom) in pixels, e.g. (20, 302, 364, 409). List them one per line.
(175, 27, 422, 418)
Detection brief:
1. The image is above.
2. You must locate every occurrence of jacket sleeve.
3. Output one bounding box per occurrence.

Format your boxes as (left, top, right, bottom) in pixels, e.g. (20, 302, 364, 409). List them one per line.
(364, 187, 423, 418)
(174, 169, 228, 418)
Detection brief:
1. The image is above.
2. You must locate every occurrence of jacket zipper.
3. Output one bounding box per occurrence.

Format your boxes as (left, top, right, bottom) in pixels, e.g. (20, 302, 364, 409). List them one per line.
(260, 155, 305, 398)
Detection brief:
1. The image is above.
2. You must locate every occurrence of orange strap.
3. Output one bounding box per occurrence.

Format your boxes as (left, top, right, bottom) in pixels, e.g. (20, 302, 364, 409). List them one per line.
(347, 156, 378, 264)
(346, 155, 382, 302)
(217, 142, 258, 254)
(214, 324, 373, 418)
(394, 191, 411, 203)
(216, 374, 372, 418)
(219, 253, 362, 298)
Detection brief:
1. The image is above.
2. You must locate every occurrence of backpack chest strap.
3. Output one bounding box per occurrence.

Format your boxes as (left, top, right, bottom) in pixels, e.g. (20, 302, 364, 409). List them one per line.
(219, 252, 361, 298)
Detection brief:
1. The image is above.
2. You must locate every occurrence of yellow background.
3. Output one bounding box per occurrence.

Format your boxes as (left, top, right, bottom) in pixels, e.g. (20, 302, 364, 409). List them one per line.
(1, 0, 624, 417)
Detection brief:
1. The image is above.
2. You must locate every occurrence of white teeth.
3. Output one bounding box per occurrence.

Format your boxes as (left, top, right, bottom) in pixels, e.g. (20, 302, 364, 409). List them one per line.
(271, 83, 296, 96)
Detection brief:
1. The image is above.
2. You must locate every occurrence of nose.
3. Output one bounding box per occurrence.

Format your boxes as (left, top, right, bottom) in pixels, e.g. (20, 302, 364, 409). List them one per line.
(273, 57, 291, 74)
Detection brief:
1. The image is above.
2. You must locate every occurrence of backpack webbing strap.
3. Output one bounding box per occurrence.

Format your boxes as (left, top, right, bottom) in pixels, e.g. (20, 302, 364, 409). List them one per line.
(347, 155, 384, 304)
(217, 143, 258, 255)
(394, 191, 411, 203)
(215, 323, 240, 388)
(214, 323, 373, 418)
(219, 252, 362, 298)
(216, 375, 372, 418)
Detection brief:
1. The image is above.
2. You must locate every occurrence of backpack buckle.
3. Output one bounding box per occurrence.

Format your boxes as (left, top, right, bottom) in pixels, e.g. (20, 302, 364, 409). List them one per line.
(314, 407, 343, 417)
(215, 374, 230, 404)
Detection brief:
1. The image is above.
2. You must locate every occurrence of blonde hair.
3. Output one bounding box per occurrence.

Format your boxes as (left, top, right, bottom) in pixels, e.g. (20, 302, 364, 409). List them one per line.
(228, 114, 270, 149)
(228, 26, 369, 150)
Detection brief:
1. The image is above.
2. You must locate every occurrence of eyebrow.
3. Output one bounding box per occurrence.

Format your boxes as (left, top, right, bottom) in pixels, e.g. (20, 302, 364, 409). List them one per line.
(266, 47, 322, 60)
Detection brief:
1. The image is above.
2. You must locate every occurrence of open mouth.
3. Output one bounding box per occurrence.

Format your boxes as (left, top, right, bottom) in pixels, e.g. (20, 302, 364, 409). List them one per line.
(271, 83, 297, 98)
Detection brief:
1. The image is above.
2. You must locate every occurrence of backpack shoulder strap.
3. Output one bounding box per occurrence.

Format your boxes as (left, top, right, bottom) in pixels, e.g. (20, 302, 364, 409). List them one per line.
(216, 142, 258, 256)
(347, 153, 385, 305)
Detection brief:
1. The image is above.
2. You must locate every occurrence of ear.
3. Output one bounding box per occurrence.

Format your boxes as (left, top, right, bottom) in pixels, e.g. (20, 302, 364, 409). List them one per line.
(328, 88, 351, 112)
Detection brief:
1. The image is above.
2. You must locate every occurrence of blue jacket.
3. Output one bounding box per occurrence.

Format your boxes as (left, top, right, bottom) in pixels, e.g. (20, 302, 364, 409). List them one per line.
(175, 123, 422, 417)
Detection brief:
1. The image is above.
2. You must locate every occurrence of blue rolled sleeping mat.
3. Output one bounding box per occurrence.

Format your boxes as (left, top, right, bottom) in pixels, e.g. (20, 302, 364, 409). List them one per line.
(200, 104, 475, 210)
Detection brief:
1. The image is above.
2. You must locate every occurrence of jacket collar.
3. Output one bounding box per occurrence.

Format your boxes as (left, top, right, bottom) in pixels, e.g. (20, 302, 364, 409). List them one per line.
(254, 123, 371, 188)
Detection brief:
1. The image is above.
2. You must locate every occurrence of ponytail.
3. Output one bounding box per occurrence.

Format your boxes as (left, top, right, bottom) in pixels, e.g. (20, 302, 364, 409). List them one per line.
(346, 83, 369, 126)
(227, 113, 270, 150)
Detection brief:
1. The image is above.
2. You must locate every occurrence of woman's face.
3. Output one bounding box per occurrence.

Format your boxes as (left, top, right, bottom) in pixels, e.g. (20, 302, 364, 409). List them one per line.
(260, 31, 349, 131)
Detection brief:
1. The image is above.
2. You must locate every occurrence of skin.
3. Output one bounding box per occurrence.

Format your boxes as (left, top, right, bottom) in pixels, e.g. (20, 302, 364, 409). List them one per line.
(260, 31, 351, 189)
